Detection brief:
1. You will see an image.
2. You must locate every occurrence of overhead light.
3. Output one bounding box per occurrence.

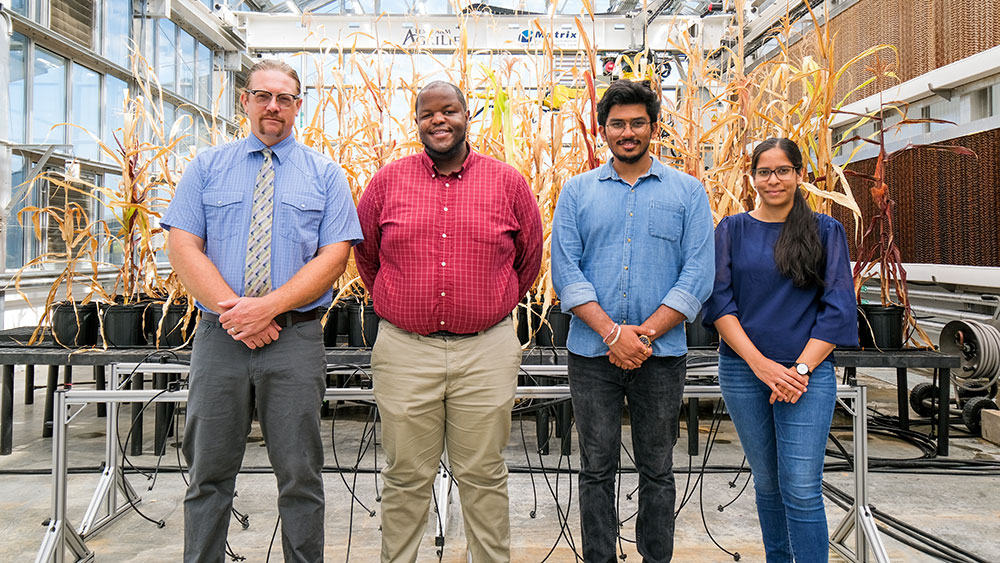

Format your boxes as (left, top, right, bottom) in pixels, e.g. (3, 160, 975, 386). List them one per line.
(285, 0, 301, 12)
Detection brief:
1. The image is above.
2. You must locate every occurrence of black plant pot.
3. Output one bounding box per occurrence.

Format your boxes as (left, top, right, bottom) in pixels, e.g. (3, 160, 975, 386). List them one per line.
(322, 301, 350, 347)
(515, 301, 531, 345)
(101, 303, 147, 347)
(50, 302, 99, 347)
(858, 304, 904, 350)
(347, 301, 380, 348)
(535, 304, 570, 347)
(148, 303, 192, 348)
(685, 310, 719, 348)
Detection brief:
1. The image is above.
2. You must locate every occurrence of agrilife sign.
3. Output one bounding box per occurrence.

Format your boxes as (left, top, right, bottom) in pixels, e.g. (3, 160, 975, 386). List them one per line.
(517, 29, 579, 48)
(402, 26, 461, 47)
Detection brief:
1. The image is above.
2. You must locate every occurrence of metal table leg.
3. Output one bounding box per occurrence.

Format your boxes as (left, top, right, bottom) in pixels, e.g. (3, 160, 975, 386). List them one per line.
(25, 365, 36, 405)
(43, 366, 59, 438)
(1, 365, 13, 455)
(895, 367, 909, 431)
(936, 368, 950, 456)
(93, 367, 106, 418)
(129, 375, 144, 456)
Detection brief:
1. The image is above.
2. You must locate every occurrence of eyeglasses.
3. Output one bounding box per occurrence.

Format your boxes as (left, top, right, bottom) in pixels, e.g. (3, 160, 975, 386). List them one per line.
(605, 119, 651, 133)
(752, 166, 799, 180)
(246, 89, 301, 109)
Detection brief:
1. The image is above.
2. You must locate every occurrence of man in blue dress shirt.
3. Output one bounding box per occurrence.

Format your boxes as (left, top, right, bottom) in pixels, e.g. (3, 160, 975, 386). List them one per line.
(551, 79, 714, 562)
(162, 59, 362, 563)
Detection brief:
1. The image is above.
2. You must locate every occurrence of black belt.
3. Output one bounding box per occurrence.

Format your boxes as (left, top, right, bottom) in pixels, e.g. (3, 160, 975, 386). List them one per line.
(427, 330, 479, 339)
(274, 308, 321, 327)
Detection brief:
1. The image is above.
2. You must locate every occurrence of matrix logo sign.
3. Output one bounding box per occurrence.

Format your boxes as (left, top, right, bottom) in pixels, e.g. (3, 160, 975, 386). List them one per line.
(517, 29, 579, 47)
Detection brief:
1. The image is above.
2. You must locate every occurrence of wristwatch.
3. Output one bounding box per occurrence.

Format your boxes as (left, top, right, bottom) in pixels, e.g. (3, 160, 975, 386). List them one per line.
(795, 363, 812, 376)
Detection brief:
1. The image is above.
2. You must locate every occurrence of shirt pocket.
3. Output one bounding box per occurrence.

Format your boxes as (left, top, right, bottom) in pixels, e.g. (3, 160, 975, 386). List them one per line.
(202, 191, 244, 240)
(648, 200, 685, 242)
(278, 192, 325, 244)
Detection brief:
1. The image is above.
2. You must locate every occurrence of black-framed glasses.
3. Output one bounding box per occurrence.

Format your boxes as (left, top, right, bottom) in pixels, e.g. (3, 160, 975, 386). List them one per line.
(246, 89, 301, 108)
(605, 119, 651, 133)
(752, 166, 799, 180)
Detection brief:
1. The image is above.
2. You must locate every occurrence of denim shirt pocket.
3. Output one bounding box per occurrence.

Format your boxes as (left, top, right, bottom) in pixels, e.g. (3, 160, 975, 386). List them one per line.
(648, 200, 685, 242)
(203, 191, 244, 240)
(278, 192, 325, 245)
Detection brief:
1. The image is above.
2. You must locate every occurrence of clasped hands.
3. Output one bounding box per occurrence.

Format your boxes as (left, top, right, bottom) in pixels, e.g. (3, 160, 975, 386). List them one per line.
(750, 357, 809, 404)
(606, 324, 655, 370)
(218, 296, 281, 350)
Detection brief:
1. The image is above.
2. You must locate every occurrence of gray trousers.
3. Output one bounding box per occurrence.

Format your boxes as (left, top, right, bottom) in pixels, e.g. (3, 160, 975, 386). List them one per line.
(182, 314, 327, 563)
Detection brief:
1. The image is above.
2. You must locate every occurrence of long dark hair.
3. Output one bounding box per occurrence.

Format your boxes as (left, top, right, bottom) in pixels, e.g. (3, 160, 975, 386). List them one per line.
(751, 138, 824, 288)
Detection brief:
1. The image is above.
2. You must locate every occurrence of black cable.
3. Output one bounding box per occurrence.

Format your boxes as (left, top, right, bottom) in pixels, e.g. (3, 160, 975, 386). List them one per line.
(264, 516, 281, 563)
(516, 414, 540, 518)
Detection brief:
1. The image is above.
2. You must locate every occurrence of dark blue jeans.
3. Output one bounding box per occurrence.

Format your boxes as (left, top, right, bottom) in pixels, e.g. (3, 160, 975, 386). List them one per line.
(718, 354, 836, 563)
(568, 353, 685, 563)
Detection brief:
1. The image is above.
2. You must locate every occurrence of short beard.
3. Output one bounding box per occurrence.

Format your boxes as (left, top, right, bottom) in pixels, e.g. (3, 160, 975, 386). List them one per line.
(424, 135, 467, 162)
(613, 150, 646, 165)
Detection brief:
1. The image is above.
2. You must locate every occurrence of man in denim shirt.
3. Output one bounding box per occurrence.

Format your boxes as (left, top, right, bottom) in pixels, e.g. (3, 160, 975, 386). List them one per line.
(162, 60, 362, 563)
(551, 80, 714, 562)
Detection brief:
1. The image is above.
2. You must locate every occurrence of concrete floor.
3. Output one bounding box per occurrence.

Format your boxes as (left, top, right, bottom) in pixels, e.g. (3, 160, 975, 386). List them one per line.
(2, 365, 999, 562)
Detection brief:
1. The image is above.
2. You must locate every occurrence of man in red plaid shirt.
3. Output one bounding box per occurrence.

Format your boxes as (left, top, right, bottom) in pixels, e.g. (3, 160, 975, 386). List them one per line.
(355, 81, 543, 562)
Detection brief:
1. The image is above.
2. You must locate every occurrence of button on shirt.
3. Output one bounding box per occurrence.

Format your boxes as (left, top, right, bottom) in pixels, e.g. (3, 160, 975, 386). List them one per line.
(355, 149, 543, 336)
(551, 157, 715, 357)
(161, 134, 364, 312)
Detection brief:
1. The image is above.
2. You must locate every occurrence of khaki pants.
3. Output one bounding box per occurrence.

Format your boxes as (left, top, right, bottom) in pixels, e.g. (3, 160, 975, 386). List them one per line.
(372, 318, 522, 563)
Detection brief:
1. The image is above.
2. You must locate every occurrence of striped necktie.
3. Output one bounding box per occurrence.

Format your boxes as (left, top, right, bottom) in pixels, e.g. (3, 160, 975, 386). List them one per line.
(244, 148, 274, 297)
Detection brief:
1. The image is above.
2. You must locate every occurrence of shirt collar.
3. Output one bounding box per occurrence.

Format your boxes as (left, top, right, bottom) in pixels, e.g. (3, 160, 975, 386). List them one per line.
(597, 155, 666, 183)
(419, 142, 478, 177)
(244, 134, 296, 164)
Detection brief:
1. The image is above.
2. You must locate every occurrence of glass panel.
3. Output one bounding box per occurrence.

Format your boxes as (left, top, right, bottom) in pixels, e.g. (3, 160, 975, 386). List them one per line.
(104, 0, 131, 68)
(197, 42, 213, 108)
(10, 0, 27, 17)
(971, 86, 994, 121)
(6, 155, 27, 269)
(32, 47, 67, 144)
(158, 19, 177, 91)
(9, 33, 27, 144)
(346, 0, 375, 13)
(104, 75, 128, 163)
(178, 28, 196, 100)
(71, 64, 102, 161)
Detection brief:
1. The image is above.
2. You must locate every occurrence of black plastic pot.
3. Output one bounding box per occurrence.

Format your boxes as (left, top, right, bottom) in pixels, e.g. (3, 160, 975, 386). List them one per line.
(858, 303, 904, 350)
(323, 301, 350, 347)
(515, 302, 531, 345)
(101, 303, 147, 347)
(50, 302, 99, 347)
(347, 301, 380, 348)
(147, 303, 192, 348)
(685, 310, 719, 348)
(535, 304, 570, 347)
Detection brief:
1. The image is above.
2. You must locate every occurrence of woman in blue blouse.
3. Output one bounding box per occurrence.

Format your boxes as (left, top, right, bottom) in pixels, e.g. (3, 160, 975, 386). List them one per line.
(702, 137, 858, 562)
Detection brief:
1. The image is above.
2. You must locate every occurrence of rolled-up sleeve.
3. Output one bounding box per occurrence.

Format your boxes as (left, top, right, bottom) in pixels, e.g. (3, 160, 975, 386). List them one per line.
(811, 218, 859, 346)
(551, 178, 599, 311)
(162, 154, 206, 237)
(661, 179, 715, 322)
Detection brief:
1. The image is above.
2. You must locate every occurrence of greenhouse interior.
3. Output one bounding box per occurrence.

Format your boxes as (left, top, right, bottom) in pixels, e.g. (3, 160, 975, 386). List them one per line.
(2, 0, 999, 561)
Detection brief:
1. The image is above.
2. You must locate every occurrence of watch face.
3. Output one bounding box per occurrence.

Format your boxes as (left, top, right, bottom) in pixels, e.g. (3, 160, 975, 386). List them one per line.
(796, 363, 809, 375)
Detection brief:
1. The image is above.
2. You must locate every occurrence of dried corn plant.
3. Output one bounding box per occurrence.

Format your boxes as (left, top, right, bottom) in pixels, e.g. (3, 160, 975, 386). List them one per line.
(39, 2, 928, 344)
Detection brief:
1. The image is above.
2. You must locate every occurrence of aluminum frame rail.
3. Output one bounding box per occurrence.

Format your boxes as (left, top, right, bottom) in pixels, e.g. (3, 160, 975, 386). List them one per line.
(37, 362, 888, 562)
